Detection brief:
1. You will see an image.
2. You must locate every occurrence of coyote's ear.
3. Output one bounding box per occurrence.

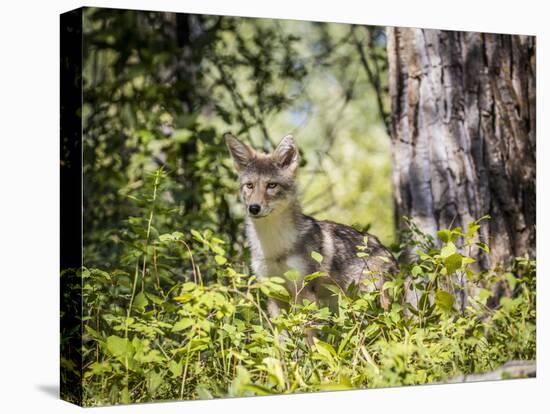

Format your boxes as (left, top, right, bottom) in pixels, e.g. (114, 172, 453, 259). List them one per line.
(224, 133, 255, 171)
(273, 135, 299, 173)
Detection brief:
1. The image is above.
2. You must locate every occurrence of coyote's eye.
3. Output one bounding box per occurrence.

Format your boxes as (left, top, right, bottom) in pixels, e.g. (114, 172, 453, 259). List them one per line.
(267, 183, 278, 189)
(245, 183, 254, 189)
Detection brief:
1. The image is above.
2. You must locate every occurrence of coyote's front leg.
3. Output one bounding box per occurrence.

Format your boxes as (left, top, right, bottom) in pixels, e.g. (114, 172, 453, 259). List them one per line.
(266, 297, 285, 318)
(267, 288, 318, 346)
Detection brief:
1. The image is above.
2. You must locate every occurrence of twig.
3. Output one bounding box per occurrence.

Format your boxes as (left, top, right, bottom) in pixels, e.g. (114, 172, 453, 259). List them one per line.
(352, 27, 391, 137)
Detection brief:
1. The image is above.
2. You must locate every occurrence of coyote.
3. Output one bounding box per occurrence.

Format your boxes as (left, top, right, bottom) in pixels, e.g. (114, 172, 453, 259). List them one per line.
(225, 133, 397, 316)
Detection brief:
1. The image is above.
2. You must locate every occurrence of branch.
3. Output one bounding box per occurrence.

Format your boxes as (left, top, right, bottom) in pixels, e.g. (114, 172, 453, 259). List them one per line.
(352, 27, 391, 137)
(443, 360, 536, 383)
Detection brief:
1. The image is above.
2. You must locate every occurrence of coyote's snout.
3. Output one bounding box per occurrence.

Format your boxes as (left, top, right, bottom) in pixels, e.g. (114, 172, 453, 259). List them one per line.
(225, 133, 397, 316)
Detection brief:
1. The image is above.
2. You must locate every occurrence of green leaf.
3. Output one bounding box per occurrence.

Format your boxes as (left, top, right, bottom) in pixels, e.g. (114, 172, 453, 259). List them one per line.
(146, 371, 163, 394)
(476, 242, 490, 253)
(437, 229, 452, 243)
(231, 365, 251, 394)
(84, 361, 112, 378)
(304, 271, 325, 282)
(435, 290, 455, 312)
(190, 229, 204, 242)
(284, 269, 300, 282)
(505, 272, 518, 290)
(338, 324, 358, 355)
(263, 357, 285, 388)
(91, 269, 111, 280)
(411, 265, 423, 277)
(477, 288, 492, 304)
(260, 282, 290, 302)
(314, 338, 337, 358)
(111, 269, 129, 277)
(500, 297, 522, 312)
(133, 291, 148, 311)
(172, 231, 184, 240)
(159, 233, 173, 243)
(376, 255, 390, 263)
(173, 293, 194, 303)
(311, 251, 323, 264)
(214, 255, 227, 265)
(318, 376, 353, 391)
(445, 253, 463, 274)
(84, 325, 101, 340)
(106, 335, 133, 358)
(364, 324, 380, 339)
(196, 385, 214, 399)
(172, 318, 194, 332)
(241, 384, 274, 396)
(467, 223, 481, 237)
(322, 283, 342, 296)
(168, 360, 183, 377)
(159, 231, 184, 243)
(462, 257, 477, 265)
(145, 292, 164, 305)
(181, 282, 197, 292)
(211, 245, 226, 256)
(418, 292, 430, 311)
(440, 242, 457, 258)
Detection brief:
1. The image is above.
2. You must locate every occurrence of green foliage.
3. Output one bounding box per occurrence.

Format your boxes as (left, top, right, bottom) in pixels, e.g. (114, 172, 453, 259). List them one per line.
(68, 169, 536, 406)
(81, 9, 395, 274)
(70, 9, 535, 406)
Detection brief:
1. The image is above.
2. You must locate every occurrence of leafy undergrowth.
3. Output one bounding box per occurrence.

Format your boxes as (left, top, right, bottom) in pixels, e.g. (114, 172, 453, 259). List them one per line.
(62, 170, 536, 406)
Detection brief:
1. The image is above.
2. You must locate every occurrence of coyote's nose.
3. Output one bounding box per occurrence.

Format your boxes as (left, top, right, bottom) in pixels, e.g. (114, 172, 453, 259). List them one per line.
(248, 204, 261, 216)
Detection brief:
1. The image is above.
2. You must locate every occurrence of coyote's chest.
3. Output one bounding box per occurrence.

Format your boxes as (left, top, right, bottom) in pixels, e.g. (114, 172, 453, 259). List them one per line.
(245, 215, 309, 280)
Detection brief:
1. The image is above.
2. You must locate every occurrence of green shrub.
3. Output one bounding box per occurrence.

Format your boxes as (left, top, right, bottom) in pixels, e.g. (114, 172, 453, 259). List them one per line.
(64, 169, 535, 406)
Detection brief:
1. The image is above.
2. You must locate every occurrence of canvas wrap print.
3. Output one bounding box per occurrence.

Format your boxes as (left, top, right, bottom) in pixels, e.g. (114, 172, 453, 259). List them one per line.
(60, 6, 536, 407)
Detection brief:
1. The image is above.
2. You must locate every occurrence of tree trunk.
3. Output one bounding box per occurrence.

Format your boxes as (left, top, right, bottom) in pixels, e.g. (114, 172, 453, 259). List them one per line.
(386, 28, 536, 268)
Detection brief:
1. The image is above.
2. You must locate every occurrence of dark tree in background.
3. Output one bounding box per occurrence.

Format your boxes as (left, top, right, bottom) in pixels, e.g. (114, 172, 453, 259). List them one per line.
(386, 28, 536, 268)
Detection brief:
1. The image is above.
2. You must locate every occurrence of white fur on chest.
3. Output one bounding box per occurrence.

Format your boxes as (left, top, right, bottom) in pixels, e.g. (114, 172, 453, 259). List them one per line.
(246, 214, 307, 280)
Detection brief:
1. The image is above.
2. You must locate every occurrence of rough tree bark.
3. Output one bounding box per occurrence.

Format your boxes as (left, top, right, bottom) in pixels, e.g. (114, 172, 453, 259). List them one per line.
(386, 28, 536, 268)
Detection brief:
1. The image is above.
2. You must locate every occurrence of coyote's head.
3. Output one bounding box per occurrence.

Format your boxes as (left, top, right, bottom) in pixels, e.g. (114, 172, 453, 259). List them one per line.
(225, 133, 299, 219)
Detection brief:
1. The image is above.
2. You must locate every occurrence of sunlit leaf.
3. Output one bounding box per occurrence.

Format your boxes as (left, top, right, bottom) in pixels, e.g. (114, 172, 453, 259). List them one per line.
(311, 251, 323, 264)
(435, 290, 454, 312)
(445, 253, 462, 275)
(440, 242, 457, 258)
